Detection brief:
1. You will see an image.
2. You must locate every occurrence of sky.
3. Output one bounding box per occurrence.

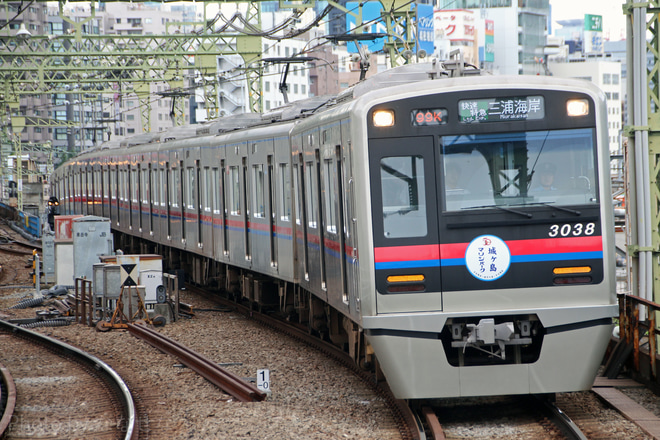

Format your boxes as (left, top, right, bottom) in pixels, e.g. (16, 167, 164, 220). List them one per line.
(550, 0, 627, 41)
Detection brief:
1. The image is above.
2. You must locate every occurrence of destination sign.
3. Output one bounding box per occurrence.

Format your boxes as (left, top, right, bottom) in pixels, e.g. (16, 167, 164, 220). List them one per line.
(411, 108, 448, 126)
(458, 96, 544, 123)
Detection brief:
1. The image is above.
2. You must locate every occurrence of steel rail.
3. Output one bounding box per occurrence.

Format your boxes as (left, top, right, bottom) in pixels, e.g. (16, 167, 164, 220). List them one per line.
(421, 406, 445, 440)
(186, 286, 421, 440)
(540, 397, 588, 440)
(126, 322, 266, 402)
(0, 363, 17, 437)
(0, 319, 138, 440)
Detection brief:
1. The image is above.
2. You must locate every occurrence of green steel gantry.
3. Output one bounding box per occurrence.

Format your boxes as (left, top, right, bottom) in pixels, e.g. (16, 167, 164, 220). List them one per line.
(0, 0, 418, 207)
(626, 0, 660, 307)
(0, 0, 417, 133)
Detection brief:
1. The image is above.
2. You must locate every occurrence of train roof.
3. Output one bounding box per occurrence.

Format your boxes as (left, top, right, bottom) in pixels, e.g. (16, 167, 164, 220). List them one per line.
(64, 60, 485, 160)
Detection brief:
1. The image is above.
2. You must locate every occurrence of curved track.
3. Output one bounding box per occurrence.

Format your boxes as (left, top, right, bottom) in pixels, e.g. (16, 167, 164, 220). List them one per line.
(126, 321, 266, 402)
(186, 285, 422, 440)
(0, 319, 137, 440)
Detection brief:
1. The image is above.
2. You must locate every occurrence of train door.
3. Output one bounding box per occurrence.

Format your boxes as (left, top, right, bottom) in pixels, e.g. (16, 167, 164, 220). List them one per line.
(101, 165, 107, 218)
(242, 156, 250, 261)
(78, 169, 84, 214)
(273, 138, 295, 282)
(93, 166, 101, 217)
(137, 164, 143, 233)
(179, 160, 186, 245)
(299, 129, 325, 300)
(369, 136, 443, 314)
(226, 142, 250, 269)
(86, 166, 92, 214)
(267, 155, 277, 267)
(148, 162, 155, 236)
(219, 159, 228, 259)
(196, 161, 203, 250)
(165, 161, 173, 241)
(128, 164, 135, 231)
(294, 152, 309, 282)
(248, 139, 275, 274)
(110, 165, 118, 226)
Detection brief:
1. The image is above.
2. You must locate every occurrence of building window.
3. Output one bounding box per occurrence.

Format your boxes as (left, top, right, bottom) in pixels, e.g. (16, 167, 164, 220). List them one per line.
(603, 73, 612, 84)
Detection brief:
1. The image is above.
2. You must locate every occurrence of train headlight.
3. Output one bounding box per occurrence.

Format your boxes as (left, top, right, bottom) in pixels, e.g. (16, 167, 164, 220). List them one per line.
(566, 99, 589, 117)
(373, 109, 395, 127)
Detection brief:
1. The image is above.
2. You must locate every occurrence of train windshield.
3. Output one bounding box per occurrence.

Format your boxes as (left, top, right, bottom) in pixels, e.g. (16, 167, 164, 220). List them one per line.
(440, 128, 598, 211)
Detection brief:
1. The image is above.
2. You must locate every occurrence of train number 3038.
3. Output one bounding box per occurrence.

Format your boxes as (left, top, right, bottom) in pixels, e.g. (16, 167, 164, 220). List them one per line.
(548, 223, 596, 237)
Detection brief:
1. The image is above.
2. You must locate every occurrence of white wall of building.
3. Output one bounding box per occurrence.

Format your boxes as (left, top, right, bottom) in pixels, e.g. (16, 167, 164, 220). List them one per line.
(548, 60, 623, 161)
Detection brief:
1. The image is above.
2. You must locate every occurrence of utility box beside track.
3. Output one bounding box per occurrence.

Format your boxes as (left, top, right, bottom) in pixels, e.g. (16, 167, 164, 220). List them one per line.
(73, 216, 114, 283)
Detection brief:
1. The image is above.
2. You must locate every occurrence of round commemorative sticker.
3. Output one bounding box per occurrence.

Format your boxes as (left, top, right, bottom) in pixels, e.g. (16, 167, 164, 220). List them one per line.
(465, 235, 511, 281)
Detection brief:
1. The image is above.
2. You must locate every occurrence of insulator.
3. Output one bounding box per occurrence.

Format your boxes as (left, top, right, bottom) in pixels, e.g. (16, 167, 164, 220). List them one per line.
(9, 296, 45, 309)
(20, 319, 70, 329)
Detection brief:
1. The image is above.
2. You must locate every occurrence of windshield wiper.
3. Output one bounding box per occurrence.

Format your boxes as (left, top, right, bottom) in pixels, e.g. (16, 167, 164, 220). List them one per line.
(518, 202, 581, 216)
(384, 207, 415, 218)
(462, 204, 533, 218)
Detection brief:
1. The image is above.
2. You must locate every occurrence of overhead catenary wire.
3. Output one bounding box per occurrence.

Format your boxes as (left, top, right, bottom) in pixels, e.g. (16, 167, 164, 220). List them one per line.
(24, 0, 440, 128)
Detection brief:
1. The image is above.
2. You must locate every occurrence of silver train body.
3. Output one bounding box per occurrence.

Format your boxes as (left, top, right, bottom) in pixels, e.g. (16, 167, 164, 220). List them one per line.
(53, 63, 617, 399)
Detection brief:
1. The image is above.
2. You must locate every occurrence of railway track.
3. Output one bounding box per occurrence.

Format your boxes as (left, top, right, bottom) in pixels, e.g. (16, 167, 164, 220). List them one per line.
(0, 319, 137, 440)
(185, 285, 660, 440)
(421, 395, 585, 439)
(125, 321, 266, 402)
(186, 284, 422, 440)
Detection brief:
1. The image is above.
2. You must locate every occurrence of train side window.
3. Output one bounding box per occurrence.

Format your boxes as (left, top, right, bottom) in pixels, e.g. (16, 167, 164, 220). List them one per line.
(252, 164, 265, 218)
(211, 168, 220, 215)
(131, 167, 138, 204)
(294, 163, 302, 225)
(151, 166, 159, 207)
(380, 156, 428, 238)
(103, 169, 108, 203)
(170, 168, 179, 208)
(305, 161, 317, 228)
(229, 166, 241, 215)
(202, 167, 211, 212)
(119, 170, 126, 202)
(278, 163, 291, 222)
(141, 168, 149, 206)
(186, 167, 195, 210)
(159, 169, 165, 208)
(114, 171, 119, 202)
(324, 159, 337, 234)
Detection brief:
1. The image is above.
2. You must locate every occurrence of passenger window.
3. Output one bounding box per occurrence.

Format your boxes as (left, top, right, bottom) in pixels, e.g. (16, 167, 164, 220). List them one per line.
(252, 164, 265, 218)
(229, 166, 241, 215)
(324, 159, 337, 234)
(305, 162, 317, 228)
(279, 163, 291, 222)
(380, 156, 427, 238)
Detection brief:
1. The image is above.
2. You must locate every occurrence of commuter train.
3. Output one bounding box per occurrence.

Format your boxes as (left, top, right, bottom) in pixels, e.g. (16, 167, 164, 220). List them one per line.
(52, 61, 618, 399)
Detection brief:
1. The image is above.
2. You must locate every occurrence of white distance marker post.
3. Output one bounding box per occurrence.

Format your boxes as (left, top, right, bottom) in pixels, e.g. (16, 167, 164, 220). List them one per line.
(257, 369, 270, 394)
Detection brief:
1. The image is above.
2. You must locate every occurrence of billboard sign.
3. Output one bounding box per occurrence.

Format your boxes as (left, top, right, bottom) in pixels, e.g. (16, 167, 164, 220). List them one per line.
(484, 19, 494, 63)
(583, 14, 603, 53)
(416, 4, 435, 56)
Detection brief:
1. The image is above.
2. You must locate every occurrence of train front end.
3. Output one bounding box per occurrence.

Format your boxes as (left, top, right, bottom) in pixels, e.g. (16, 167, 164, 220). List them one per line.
(357, 77, 618, 399)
